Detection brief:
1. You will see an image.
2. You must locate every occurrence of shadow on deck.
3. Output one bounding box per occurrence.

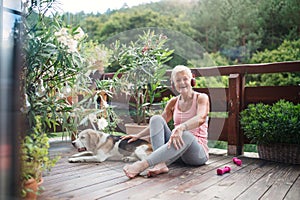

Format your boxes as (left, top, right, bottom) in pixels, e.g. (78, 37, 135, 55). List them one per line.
(39, 141, 300, 200)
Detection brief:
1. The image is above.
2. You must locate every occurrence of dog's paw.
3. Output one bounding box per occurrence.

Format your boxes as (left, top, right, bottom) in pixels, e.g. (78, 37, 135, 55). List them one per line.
(122, 156, 137, 162)
(122, 157, 130, 162)
(68, 158, 81, 163)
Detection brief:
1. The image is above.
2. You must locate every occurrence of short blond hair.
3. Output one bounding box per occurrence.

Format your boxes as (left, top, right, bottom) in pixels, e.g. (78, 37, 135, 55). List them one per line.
(171, 65, 193, 82)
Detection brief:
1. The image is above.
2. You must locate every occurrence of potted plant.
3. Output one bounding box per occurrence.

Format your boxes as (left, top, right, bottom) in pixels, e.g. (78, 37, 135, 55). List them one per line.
(76, 79, 121, 133)
(111, 30, 173, 133)
(20, 1, 91, 198)
(240, 100, 300, 164)
(20, 117, 60, 199)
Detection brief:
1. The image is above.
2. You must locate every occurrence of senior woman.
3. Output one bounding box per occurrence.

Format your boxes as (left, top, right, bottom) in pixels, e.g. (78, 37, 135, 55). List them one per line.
(122, 65, 210, 178)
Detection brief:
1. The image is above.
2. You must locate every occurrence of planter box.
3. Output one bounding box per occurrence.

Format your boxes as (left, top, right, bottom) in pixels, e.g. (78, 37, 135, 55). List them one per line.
(125, 123, 150, 142)
(258, 144, 300, 164)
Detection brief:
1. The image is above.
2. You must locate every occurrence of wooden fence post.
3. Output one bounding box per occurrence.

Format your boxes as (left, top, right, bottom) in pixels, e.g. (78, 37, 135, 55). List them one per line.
(228, 74, 244, 155)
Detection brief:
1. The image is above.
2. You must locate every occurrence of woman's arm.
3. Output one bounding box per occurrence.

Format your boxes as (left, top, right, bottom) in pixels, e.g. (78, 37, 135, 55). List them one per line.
(161, 96, 177, 122)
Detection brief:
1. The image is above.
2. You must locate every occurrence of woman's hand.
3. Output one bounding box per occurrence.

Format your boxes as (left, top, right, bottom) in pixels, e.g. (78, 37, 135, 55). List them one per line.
(121, 134, 140, 143)
(168, 125, 185, 150)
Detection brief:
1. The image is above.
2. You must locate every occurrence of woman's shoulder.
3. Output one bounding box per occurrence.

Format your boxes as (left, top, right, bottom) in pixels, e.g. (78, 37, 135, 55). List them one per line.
(170, 96, 179, 101)
(161, 96, 179, 119)
(165, 96, 178, 110)
(195, 91, 209, 102)
(168, 96, 179, 106)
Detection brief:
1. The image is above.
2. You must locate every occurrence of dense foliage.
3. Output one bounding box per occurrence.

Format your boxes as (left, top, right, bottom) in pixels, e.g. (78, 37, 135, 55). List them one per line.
(63, 0, 300, 63)
(61, 0, 300, 87)
(111, 31, 173, 124)
(22, 1, 90, 133)
(240, 100, 300, 145)
(21, 1, 98, 196)
(248, 39, 300, 86)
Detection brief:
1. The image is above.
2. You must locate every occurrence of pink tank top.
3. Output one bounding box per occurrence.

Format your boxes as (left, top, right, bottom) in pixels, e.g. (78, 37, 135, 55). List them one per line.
(173, 92, 209, 158)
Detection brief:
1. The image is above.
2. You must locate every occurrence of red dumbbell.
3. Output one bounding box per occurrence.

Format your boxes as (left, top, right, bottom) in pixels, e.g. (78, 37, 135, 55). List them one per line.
(217, 166, 231, 175)
(233, 157, 242, 166)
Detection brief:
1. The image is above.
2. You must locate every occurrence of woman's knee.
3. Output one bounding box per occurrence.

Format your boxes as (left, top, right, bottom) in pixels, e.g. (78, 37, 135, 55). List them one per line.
(149, 115, 165, 138)
(182, 155, 207, 166)
(150, 115, 164, 126)
(181, 131, 195, 144)
(181, 146, 208, 165)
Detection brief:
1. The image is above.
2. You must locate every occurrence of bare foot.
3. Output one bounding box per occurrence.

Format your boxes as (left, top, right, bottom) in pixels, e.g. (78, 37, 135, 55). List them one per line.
(147, 163, 169, 177)
(123, 161, 148, 179)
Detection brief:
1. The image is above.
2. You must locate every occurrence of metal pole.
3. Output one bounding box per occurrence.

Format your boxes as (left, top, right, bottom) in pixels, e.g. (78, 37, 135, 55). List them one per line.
(0, 0, 23, 199)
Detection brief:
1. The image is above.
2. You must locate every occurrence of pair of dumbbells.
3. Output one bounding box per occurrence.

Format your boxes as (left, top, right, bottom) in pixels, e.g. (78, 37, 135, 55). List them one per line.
(217, 157, 242, 175)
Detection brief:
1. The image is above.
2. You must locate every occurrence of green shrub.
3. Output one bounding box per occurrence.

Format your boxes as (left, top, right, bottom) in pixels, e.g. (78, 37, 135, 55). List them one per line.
(208, 140, 227, 149)
(240, 100, 300, 145)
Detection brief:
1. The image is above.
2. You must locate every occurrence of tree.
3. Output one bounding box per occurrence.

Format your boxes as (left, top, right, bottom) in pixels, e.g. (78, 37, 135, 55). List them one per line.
(257, 0, 300, 50)
(60, 0, 300, 66)
(249, 39, 300, 86)
(191, 0, 227, 52)
(96, 9, 196, 43)
(218, 0, 263, 62)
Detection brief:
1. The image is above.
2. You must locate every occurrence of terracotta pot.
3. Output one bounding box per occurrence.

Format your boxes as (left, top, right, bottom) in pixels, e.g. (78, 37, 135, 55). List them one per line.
(66, 95, 78, 105)
(37, 177, 44, 187)
(98, 90, 108, 118)
(23, 178, 37, 200)
(125, 123, 149, 142)
(23, 178, 44, 200)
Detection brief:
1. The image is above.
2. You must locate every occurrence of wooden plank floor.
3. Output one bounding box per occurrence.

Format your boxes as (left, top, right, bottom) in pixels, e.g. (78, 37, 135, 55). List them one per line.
(39, 141, 300, 200)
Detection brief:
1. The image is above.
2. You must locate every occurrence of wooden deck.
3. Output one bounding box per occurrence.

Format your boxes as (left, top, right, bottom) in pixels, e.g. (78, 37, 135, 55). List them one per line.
(39, 141, 300, 200)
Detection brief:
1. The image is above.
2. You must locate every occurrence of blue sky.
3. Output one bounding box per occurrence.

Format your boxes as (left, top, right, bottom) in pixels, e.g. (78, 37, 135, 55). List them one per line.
(58, 0, 161, 13)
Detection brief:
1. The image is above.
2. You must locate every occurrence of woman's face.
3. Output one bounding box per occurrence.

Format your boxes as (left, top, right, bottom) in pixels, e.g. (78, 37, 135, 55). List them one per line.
(174, 71, 191, 93)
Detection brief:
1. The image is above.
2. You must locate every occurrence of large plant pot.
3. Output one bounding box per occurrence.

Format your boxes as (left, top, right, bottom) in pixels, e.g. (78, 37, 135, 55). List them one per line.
(258, 144, 300, 164)
(125, 123, 149, 142)
(23, 177, 43, 200)
(23, 178, 37, 200)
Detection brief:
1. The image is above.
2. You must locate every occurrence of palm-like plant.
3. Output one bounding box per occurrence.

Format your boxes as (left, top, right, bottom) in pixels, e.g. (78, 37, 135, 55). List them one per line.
(111, 30, 173, 124)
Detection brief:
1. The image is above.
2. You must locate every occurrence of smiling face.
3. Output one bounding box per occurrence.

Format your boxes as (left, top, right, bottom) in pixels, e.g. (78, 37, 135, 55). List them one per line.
(173, 71, 192, 94)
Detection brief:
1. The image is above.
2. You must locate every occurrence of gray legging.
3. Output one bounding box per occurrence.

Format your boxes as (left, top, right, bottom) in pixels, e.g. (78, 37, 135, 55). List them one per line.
(145, 115, 208, 167)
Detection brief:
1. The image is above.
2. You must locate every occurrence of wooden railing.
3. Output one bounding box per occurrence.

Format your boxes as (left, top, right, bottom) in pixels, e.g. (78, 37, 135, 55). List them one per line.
(101, 61, 300, 155)
(177, 61, 300, 155)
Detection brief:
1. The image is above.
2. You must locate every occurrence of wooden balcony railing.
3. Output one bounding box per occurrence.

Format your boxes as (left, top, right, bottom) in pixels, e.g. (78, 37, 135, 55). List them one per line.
(100, 61, 300, 156)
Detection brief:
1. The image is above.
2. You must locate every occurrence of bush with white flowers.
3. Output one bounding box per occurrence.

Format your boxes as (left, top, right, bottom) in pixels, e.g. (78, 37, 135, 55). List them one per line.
(21, 0, 96, 136)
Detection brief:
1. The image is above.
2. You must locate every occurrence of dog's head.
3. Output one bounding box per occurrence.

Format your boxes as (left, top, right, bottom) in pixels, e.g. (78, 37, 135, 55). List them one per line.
(72, 129, 107, 153)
